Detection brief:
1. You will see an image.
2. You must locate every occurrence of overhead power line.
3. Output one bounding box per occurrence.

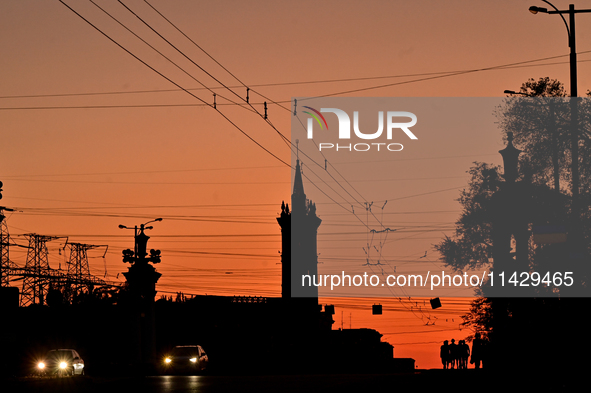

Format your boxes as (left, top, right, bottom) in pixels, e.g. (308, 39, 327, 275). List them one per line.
(58, 0, 290, 167)
(2, 57, 591, 102)
(87, 0, 250, 112)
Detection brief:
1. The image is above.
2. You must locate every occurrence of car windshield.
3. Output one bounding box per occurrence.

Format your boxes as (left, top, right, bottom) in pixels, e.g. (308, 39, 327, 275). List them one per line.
(172, 347, 198, 357)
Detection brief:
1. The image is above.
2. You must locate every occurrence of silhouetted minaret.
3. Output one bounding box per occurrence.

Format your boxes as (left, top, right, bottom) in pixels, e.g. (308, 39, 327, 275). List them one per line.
(277, 200, 291, 300)
(277, 160, 321, 305)
(292, 159, 306, 213)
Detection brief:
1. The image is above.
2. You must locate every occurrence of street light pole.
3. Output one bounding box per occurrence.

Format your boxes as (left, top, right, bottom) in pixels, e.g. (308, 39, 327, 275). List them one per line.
(565, 4, 580, 238)
(529, 2, 591, 246)
(134, 225, 138, 263)
(568, 4, 577, 98)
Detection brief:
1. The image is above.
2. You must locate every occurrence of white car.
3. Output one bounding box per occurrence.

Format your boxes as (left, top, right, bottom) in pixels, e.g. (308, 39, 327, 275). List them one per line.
(163, 345, 208, 374)
(37, 349, 85, 376)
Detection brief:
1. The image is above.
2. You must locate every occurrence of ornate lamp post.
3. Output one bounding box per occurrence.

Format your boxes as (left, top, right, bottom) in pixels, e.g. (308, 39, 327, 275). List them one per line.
(119, 218, 163, 371)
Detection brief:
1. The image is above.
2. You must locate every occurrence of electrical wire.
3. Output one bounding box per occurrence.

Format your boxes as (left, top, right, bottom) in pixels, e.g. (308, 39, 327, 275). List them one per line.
(58, 0, 290, 167)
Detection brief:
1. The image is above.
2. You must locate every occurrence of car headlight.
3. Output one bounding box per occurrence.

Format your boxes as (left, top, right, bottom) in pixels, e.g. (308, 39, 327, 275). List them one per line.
(165, 358, 171, 364)
(38, 362, 45, 369)
(59, 362, 68, 369)
(189, 358, 197, 363)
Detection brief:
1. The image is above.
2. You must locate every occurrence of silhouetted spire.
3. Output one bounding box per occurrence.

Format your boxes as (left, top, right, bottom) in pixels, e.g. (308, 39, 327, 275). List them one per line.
(292, 160, 306, 213)
(293, 160, 305, 197)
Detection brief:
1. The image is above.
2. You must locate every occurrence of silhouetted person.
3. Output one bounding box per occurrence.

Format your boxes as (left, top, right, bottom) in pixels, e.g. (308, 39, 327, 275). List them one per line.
(449, 339, 458, 369)
(471, 333, 483, 369)
(459, 340, 470, 369)
(440, 340, 450, 369)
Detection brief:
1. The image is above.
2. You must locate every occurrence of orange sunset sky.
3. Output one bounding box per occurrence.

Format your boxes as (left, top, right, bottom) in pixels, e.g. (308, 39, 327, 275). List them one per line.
(2, 0, 591, 369)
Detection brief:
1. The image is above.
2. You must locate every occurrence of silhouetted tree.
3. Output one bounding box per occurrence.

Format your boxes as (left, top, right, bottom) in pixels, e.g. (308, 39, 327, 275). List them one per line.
(497, 77, 591, 196)
(435, 162, 501, 272)
(46, 285, 65, 307)
(437, 77, 591, 369)
(496, 77, 569, 192)
(460, 297, 492, 340)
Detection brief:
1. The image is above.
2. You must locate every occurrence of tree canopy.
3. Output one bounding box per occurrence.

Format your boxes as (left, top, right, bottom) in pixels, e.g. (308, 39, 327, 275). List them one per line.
(435, 77, 591, 349)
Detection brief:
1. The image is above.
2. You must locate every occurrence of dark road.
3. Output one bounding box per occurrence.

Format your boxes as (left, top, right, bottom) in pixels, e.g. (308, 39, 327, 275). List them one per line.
(1, 371, 576, 393)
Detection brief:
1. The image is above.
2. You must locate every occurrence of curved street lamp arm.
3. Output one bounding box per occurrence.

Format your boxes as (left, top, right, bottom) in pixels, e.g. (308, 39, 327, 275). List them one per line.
(541, 0, 571, 43)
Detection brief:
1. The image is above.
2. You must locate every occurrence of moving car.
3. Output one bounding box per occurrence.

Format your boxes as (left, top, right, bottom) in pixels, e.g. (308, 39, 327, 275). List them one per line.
(37, 349, 85, 376)
(163, 345, 208, 374)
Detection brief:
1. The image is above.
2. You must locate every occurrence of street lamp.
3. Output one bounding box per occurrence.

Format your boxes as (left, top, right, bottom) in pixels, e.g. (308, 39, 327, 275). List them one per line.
(529, 1, 591, 245)
(118, 218, 163, 233)
(143, 218, 163, 226)
(118, 218, 163, 263)
(528, 6, 548, 14)
(503, 90, 529, 96)
(528, 1, 591, 96)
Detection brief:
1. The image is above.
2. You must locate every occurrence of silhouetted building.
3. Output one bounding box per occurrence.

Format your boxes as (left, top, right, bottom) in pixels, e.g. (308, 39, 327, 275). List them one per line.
(317, 328, 400, 372)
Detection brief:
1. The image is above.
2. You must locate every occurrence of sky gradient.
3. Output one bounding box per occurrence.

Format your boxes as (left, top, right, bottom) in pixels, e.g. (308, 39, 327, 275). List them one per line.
(2, 0, 590, 369)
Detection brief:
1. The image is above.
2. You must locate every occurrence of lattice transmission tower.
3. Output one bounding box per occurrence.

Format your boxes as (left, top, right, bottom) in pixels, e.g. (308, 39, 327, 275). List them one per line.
(64, 242, 97, 302)
(0, 208, 11, 287)
(20, 234, 59, 306)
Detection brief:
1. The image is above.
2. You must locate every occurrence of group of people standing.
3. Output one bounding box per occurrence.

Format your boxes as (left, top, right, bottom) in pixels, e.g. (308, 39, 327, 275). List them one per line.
(440, 333, 486, 369)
